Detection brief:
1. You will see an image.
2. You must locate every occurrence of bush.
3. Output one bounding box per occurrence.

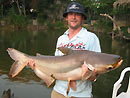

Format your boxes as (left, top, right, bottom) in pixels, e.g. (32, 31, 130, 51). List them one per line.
(7, 7, 29, 28)
(94, 19, 113, 32)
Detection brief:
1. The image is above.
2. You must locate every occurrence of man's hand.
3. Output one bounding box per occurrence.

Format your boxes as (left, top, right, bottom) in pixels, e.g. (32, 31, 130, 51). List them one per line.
(82, 63, 99, 81)
(87, 69, 99, 81)
(27, 59, 35, 69)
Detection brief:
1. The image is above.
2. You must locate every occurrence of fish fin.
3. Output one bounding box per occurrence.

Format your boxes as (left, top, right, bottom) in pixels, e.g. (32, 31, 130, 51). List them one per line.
(67, 79, 70, 95)
(9, 60, 28, 78)
(82, 71, 93, 82)
(67, 79, 76, 95)
(81, 64, 93, 82)
(84, 61, 95, 71)
(57, 47, 73, 55)
(45, 76, 55, 87)
(34, 69, 55, 87)
(81, 62, 94, 82)
(36, 53, 41, 56)
(36, 53, 45, 57)
(70, 80, 76, 91)
(7, 48, 28, 77)
(7, 48, 26, 61)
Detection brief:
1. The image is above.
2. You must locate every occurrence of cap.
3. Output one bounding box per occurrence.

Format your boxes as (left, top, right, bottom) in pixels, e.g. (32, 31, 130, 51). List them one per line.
(63, 2, 87, 19)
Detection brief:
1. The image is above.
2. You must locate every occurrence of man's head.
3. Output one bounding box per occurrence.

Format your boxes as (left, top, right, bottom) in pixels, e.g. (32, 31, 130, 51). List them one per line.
(63, 2, 86, 20)
(63, 2, 86, 29)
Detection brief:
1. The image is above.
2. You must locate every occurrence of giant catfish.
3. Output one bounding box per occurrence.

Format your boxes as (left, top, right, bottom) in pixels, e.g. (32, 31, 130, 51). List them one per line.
(7, 47, 123, 95)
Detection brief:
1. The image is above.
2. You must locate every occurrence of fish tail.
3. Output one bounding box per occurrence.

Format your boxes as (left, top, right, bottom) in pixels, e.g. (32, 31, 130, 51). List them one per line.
(7, 48, 28, 77)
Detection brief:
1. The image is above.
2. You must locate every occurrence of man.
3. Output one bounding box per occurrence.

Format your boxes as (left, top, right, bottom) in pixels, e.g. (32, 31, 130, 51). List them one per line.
(51, 2, 101, 98)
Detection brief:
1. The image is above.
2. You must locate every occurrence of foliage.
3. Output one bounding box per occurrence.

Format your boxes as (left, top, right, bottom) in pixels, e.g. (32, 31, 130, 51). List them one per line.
(113, 6, 130, 15)
(55, 21, 67, 31)
(11, 15, 28, 27)
(47, 21, 66, 31)
(7, 7, 29, 27)
(37, 12, 47, 24)
(74, 0, 115, 20)
(121, 26, 130, 36)
(94, 18, 113, 32)
(0, 0, 129, 33)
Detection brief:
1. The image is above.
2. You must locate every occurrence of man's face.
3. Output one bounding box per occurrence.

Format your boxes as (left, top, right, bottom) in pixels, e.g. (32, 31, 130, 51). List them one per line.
(66, 12, 84, 29)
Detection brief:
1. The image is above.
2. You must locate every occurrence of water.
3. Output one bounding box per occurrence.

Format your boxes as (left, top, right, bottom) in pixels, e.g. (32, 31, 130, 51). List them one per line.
(0, 29, 130, 98)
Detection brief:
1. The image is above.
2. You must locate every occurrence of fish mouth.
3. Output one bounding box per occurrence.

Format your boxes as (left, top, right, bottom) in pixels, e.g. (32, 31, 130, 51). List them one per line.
(113, 57, 123, 69)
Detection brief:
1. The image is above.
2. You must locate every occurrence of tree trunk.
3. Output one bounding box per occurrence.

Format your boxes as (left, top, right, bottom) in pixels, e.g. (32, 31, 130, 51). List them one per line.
(16, 0, 22, 15)
(22, 0, 26, 16)
(100, 13, 123, 39)
(30, 0, 38, 9)
(1, 4, 3, 17)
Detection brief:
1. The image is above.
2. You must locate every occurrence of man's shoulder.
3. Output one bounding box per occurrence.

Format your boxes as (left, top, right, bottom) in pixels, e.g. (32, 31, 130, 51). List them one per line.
(58, 30, 68, 39)
(58, 34, 66, 40)
(81, 28, 98, 38)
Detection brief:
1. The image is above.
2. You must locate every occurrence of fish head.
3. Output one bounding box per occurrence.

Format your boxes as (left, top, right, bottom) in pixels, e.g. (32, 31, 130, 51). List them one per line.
(95, 57, 123, 74)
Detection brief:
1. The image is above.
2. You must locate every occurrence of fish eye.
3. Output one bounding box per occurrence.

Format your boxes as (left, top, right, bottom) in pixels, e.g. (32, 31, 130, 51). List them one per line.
(107, 65, 113, 70)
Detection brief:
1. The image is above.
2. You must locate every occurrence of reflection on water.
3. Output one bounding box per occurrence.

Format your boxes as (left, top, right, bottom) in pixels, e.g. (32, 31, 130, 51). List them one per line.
(0, 30, 130, 98)
(0, 74, 52, 98)
(1, 89, 14, 98)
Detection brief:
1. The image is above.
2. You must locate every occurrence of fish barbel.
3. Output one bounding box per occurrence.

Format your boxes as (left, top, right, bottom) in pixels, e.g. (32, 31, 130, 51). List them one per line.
(7, 47, 123, 94)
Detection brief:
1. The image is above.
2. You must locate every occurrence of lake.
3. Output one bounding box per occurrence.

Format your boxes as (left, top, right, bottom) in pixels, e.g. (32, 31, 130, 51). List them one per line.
(0, 29, 130, 98)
